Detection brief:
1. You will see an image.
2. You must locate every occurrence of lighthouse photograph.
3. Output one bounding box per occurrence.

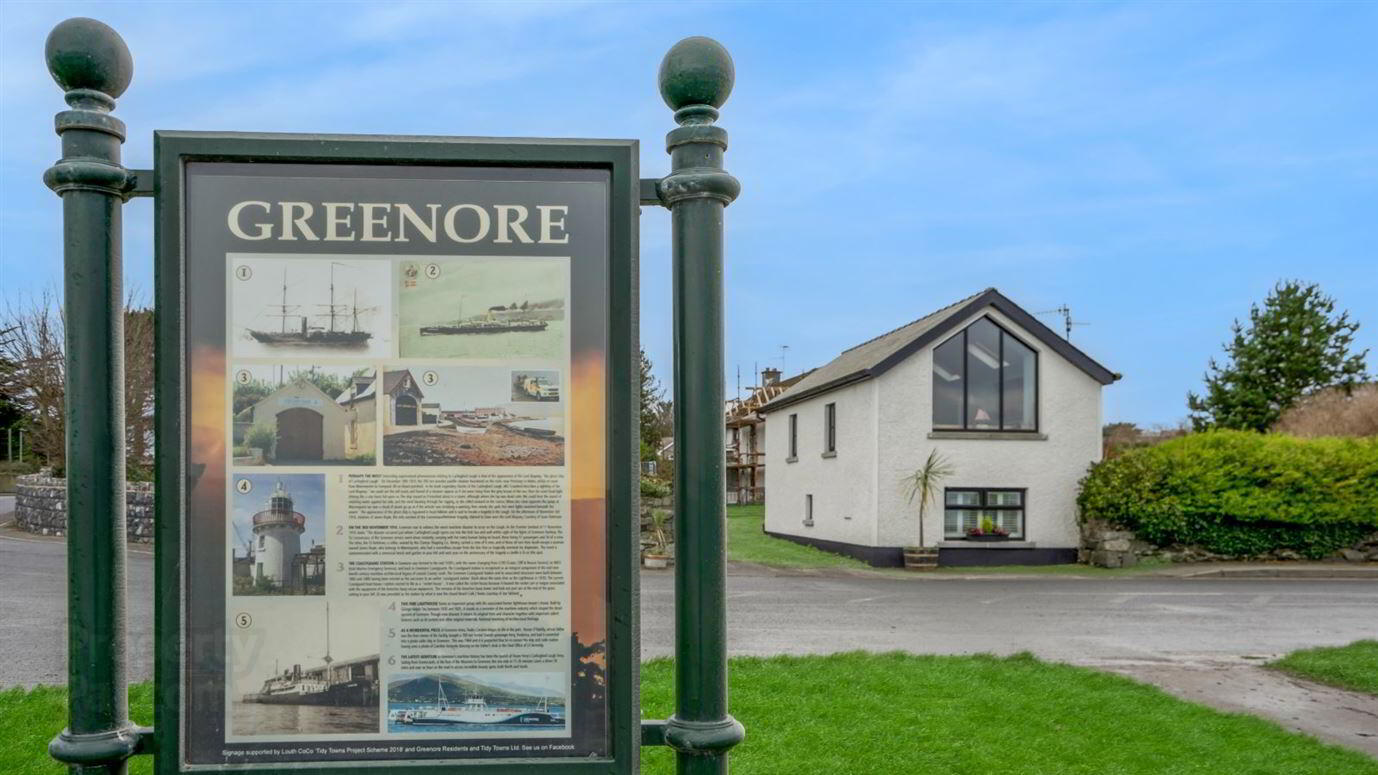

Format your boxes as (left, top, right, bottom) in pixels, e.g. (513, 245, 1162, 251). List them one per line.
(230, 473, 327, 596)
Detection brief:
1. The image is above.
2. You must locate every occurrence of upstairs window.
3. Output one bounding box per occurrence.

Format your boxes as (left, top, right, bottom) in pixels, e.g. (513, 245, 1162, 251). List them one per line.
(824, 403, 837, 454)
(788, 413, 798, 459)
(933, 317, 1037, 431)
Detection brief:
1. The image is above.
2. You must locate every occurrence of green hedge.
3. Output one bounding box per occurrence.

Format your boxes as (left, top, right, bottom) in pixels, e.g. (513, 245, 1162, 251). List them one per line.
(1078, 430, 1378, 558)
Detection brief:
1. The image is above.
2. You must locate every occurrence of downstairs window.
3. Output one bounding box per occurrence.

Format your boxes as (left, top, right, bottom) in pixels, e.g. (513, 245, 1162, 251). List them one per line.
(944, 488, 1025, 539)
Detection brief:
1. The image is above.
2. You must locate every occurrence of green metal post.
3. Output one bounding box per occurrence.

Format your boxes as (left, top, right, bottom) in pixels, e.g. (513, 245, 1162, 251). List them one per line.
(43, 18, 140, 775)
(658, 37, 745, 774)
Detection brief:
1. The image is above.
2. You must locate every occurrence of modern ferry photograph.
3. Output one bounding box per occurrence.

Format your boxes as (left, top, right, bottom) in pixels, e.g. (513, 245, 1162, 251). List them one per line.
(511, 370, 561, 402)
(382, 367, 564, 466)
(386, 672, 566, 734)
(398, 257, 567, 360)
(232, 364, 377, 466)
(229, 474, 326, 596)
(229, 601, 380, 737)
(230, 255, 391, 359)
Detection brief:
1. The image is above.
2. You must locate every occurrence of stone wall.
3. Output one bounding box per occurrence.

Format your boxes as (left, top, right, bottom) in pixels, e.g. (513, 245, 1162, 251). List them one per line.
(14, 471, 155, 543)
(1080, 518, 1378, 568)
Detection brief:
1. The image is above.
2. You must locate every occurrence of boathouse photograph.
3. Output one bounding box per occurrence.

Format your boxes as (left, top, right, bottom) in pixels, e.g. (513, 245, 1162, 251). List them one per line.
(382, 366, 564, 466)
(230, 255, 392, 359)
(397, 257, 567, 360)
(230, 473, 327, 595)
(232, 365, 378, 465)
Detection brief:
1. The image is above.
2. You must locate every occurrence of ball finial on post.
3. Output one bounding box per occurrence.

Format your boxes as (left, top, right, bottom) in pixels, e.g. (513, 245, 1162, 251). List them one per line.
(45, 17, 133, 99)
(658, 36, 734, 111)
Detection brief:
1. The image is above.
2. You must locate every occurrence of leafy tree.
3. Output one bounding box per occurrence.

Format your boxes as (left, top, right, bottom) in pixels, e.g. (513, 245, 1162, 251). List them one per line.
(639, 349, 665, 461)
(1187, 281, 1369, 432)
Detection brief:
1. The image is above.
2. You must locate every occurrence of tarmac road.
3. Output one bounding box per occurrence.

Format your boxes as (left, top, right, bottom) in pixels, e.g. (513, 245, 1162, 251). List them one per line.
(4, 530, 1376, 754)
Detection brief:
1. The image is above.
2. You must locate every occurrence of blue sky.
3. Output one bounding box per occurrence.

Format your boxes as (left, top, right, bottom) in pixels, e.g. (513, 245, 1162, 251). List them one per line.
(3, 1, 1374, 426)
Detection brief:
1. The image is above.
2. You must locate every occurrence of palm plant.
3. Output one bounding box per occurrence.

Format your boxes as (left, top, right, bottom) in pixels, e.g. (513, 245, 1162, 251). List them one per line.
(902, 450, 955, 548)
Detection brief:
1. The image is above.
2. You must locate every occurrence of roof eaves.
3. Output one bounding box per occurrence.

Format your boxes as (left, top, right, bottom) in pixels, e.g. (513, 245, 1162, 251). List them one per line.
(758, 369, 873, 414)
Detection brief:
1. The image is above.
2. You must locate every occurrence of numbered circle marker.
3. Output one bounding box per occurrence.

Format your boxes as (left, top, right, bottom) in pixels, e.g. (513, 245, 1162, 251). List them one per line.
(422, 370, 439, 386)
(234, 612, 252, 629)
(424, 263, 441, 279)
(236, 478, 252, 494)
(234, 265, 252, 281)
(235, 369, 251, 385)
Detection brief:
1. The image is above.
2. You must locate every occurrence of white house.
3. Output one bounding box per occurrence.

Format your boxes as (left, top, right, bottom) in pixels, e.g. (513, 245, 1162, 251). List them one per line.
(759, 288, 1119, 567)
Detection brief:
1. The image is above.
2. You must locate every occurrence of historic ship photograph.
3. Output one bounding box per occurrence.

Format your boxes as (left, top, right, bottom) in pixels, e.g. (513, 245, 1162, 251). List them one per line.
(387, 673, 565, 733)
(420, 298, 552, 336)
(230, 601, 380, 736)
(399, 257, 567, 359)
(232, 257, 391, 358)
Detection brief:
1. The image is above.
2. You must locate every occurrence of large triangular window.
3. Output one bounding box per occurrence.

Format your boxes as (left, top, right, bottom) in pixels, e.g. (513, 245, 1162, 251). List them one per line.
(932, 316, 1038, 431)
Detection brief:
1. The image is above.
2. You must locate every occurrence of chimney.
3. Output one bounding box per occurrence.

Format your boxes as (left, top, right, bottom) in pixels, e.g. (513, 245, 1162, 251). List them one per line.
(761, 367, 781, 386)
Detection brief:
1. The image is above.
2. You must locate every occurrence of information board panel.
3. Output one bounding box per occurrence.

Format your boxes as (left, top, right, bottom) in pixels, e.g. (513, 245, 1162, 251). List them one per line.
(155, 134, 638, 774)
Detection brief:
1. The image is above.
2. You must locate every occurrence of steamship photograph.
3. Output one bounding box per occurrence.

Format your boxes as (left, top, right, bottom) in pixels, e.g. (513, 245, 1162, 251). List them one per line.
(387, 671, 566, 734)
(230, 255, 392, 359)
(382, 366, 564, 466)
(230, 473, 327, 596)
(397, 257, 567, 360)
(232, 364, 378, 466)
(229, 601, 380, 737)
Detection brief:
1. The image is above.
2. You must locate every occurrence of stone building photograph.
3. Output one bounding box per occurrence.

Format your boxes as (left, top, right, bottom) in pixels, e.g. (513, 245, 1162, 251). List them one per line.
(232, 365, 377, 465)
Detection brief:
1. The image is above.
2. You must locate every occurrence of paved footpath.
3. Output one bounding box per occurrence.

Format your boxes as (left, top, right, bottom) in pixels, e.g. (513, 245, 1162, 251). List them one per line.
(3, 527, 1375, 756)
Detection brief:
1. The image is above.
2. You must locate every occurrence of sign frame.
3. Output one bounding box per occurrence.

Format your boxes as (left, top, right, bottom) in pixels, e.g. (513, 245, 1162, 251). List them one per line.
(153, 131, 641, 775)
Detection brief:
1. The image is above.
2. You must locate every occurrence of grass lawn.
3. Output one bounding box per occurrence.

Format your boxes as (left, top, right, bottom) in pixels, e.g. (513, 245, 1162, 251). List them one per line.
(725, 504, 873, 569)
(6, 653, 1376, 775)
(1269, 640, 1378, 696)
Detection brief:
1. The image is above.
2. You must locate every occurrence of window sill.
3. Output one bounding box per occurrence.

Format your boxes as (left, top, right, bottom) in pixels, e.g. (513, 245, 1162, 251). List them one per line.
(785, 456, 798, 464)
(928, 431, 1047, 441)
(821, 451, 837, 459)
(803, 520, 814, 528)
(938, 540, 1035, 549)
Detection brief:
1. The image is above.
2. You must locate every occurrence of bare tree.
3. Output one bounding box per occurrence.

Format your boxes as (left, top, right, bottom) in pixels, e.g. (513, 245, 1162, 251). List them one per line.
(0, 291, 156, 474)
(0, 291, 66, 470)
(124, 305, 155, 466)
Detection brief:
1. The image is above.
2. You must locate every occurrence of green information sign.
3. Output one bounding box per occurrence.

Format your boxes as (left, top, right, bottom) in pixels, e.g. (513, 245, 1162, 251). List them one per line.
(154, 137, 640, 773)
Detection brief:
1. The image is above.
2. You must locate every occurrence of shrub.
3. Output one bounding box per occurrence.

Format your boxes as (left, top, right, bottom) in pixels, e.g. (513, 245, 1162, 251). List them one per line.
(245, 422, 276, 458)
(640, 476, 670, 499)
(1078, 430, 1378, 559)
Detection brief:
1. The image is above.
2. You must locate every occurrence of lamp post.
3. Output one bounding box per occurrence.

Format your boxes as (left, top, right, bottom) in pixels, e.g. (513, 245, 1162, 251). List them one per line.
(658, 37, 745, 774)
(43, 17, 139, 775)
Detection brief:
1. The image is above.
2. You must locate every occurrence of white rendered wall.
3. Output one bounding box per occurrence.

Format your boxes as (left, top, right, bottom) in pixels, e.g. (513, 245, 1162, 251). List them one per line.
(763, 378, 878, 547)
(256, 524, 301, 583)
(874, 309, 1103, 550)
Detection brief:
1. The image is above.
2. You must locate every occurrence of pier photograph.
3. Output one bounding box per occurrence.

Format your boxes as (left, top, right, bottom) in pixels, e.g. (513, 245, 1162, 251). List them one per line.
(230, 473, 327, 596)
(230, 255, 391, 359)
(228, 601, 380, 738)
(397, 257, 567, 360)
(381, 366, 564, 466)
(232, 365, 378, 466)
(386, 671, 566, 734)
